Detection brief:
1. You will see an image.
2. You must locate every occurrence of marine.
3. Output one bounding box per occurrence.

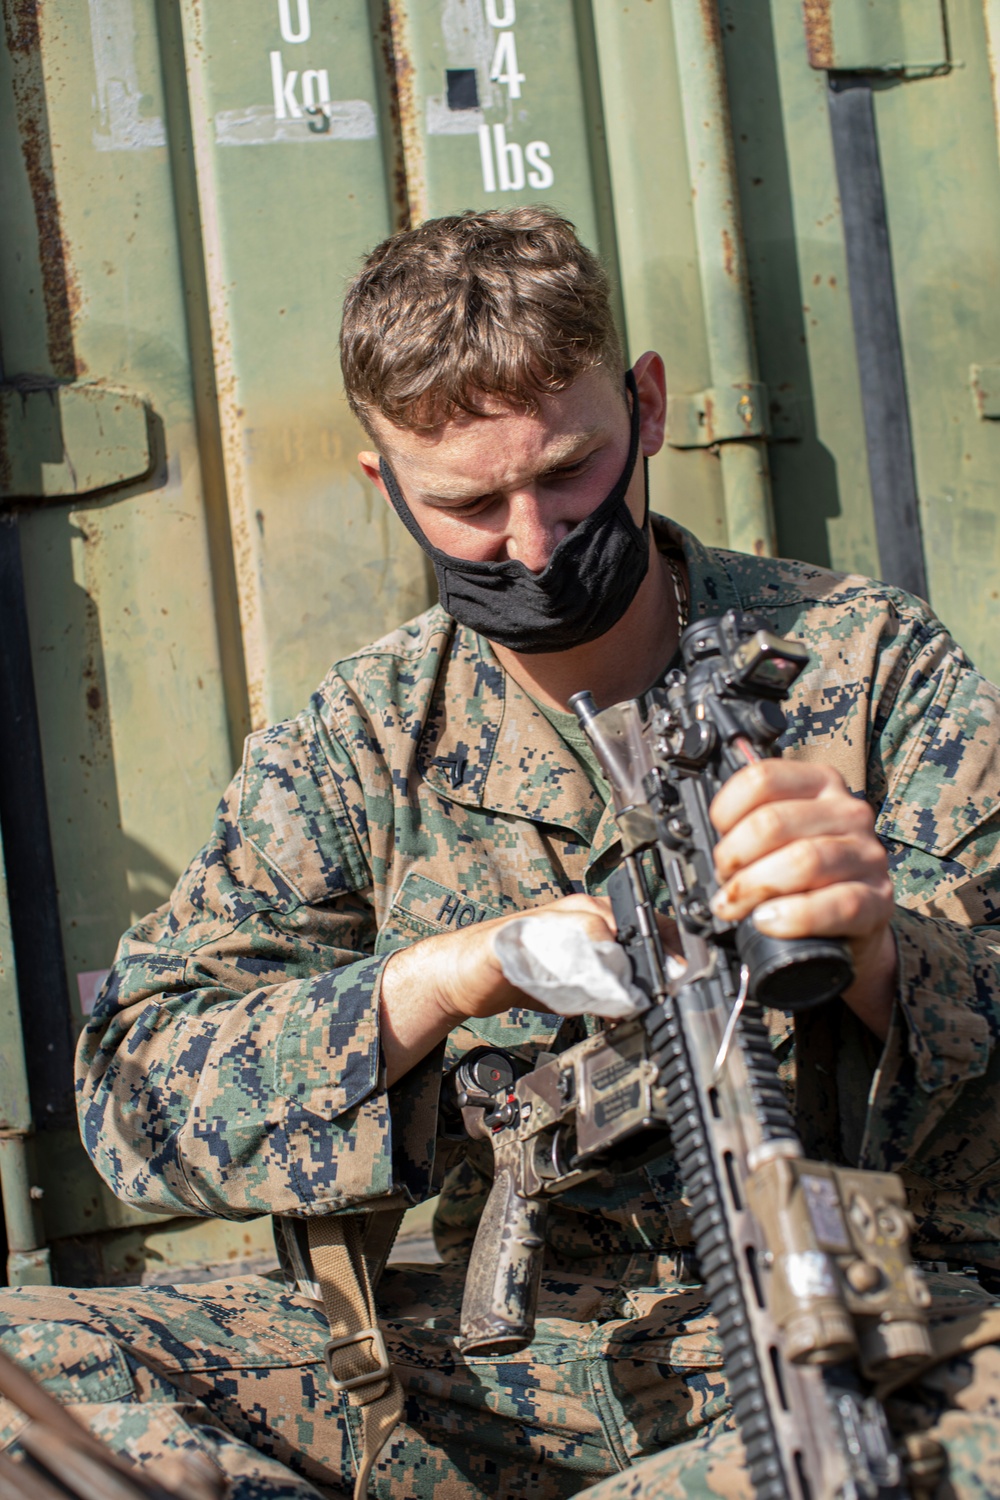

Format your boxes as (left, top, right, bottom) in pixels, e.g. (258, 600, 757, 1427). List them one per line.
(2, 207, 1000, 1498)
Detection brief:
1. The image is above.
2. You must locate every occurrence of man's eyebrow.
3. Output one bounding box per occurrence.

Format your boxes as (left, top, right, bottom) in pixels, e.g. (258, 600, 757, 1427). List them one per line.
(535, 427, 604, 470)
(418, 426, 606, 505)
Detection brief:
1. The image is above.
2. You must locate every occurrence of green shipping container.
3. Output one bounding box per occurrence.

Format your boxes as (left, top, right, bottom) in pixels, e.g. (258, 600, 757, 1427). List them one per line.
(1, 0, 999, 1283)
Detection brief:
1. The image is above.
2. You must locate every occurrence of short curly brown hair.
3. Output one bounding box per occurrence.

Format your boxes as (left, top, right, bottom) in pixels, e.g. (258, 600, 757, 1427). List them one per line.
(340, 207, 623, 436)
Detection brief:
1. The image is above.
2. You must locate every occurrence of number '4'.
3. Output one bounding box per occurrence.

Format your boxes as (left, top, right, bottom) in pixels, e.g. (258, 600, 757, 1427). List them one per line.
(490, 30, 525, 98)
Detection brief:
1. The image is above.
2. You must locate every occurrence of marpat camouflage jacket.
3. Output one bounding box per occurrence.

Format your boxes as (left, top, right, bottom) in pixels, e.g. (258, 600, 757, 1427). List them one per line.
(77, 520, 1000, 1272)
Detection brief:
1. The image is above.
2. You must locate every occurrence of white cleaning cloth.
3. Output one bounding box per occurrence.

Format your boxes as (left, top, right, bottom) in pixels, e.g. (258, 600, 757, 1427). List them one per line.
(493, 915, 649, 1019)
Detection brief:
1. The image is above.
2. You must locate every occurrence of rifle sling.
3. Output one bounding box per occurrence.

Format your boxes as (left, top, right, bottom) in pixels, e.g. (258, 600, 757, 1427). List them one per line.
(308, 1212, 404, 1500)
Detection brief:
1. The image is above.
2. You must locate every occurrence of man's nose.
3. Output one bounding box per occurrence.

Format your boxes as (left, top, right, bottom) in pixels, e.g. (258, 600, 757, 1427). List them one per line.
(503, 492, 570, 573)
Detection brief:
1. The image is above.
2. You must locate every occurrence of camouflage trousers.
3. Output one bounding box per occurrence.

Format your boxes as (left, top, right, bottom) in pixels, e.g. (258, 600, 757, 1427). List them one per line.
(0, 1261, 998, 1498)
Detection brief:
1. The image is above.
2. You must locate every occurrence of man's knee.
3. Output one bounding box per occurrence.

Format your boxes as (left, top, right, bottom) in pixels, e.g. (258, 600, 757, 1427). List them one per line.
(0, 1285, 329, 1499)
(581, 1418, 750, 1500)
(0, 1285, 141, 1443)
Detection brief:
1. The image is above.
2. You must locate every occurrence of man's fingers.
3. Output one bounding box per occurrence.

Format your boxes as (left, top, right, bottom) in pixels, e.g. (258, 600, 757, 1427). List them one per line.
(710, 759, 851, 838)
(712, 835, 888, 921)
(705, 758, 898, 1042)
(714, 792, 875, 882)
(748, 877, 895, 943)
(523, 892, 679, 958)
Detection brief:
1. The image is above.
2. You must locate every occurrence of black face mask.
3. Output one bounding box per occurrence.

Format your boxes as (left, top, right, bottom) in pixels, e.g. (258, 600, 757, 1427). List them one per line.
(379, 370, 649, 654)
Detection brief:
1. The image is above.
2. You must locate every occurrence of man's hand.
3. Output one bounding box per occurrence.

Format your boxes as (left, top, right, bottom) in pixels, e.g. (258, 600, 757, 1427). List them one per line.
(379, 894, 617, 1086)
(708, 760, 897, 1039)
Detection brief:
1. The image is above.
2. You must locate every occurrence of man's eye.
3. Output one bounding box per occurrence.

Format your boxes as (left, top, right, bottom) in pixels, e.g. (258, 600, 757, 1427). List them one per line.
(445, 495, 497, 517)
(546, 457, 591, 482)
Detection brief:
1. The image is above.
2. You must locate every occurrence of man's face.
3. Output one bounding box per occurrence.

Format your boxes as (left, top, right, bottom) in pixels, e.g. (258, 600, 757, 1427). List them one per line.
(359, 352, 666, 574)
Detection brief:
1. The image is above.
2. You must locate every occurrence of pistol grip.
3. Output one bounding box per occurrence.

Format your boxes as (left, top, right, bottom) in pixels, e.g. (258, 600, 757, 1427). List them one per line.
(457, 1165, 548, 1356)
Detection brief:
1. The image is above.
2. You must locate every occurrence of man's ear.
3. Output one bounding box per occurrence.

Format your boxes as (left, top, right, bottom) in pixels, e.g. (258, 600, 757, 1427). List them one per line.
(358, 450, 391, 503)
(631, 351, 667, 459)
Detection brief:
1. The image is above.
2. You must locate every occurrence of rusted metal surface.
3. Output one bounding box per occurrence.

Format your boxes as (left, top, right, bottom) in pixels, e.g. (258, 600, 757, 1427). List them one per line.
(802, 0, 834, 70)
(985, 1, 1000, 176)
(588, 3, 726, 543)
(177, 0, 267, 729)
(385, 2, 427, 225)
(698, 0, 724, 51)
(0, 0, 251, 1279)
(718, 0, 880, 574)
(371, 0, 412, 230)
(42, 1204, 278, 1287)
(0, 1136, 47, 1284)
(667, 381, 770, 448)
(0, 820, 44, 1287)
(827, 73, 928, 599)
(971, 362, 1000, 420)
(869, 0, 1000, 657)
(154, 0, 251, 765)
(2, 0, 83, 379)
(173, 0, 433, 730)
(670, 0, 777, 556)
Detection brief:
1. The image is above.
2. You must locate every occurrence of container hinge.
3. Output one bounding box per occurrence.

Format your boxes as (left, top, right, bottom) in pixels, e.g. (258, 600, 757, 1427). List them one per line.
(803, 0, 950, 77)
(666, 382, 770, 449)
(0, 380, 153, 504)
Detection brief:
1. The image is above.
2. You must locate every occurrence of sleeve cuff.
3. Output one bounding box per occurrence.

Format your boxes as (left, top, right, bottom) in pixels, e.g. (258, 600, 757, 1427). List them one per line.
(274, 954, 386, 1119)
(861, 906, 991, 1171)
(273, 953, 445, 1211)
(890, 906, 990, 1092)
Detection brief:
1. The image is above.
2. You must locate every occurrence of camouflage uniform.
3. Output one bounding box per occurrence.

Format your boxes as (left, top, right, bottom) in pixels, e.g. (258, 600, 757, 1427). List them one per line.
(3, 518, 1000, 1498)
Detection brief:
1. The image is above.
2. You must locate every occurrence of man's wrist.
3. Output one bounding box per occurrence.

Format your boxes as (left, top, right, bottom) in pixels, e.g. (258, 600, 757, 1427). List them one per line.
(379, 934, 484, 1087)
(842, 924, 898, 1042)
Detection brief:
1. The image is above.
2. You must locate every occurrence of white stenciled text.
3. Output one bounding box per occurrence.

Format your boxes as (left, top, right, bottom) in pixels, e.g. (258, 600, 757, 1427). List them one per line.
(479, 0, 554, 193)
(269, 0, 332, 125)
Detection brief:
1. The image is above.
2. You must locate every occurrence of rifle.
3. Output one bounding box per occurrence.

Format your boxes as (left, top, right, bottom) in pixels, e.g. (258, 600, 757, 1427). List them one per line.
(454, 610, 944, 1500)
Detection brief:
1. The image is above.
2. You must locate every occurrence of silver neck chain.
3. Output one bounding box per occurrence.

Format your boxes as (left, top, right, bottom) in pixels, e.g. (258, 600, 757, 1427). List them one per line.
(666, 552, 690, 637)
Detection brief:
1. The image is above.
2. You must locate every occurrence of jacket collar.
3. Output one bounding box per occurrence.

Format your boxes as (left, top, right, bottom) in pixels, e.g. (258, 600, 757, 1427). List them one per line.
(419, 630, 605, 842)
(670, 514, 742, 621)
(418, 517, 739, 849)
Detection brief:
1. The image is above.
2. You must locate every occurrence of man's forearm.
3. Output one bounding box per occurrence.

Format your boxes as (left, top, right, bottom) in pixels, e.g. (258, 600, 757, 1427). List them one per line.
(378, 895, 620, 1086)
(379, 935, 468, 1087)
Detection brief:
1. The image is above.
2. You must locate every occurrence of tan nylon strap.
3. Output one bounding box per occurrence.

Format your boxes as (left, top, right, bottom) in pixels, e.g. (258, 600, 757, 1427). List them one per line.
(875, 1306, 1000, 1401)
(308, 1215, 404, 1500)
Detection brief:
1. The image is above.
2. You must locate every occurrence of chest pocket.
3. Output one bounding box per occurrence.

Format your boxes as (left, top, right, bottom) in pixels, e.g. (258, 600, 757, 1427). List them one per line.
(238, 711, 369, 908)
(375, 870, 507, 955)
